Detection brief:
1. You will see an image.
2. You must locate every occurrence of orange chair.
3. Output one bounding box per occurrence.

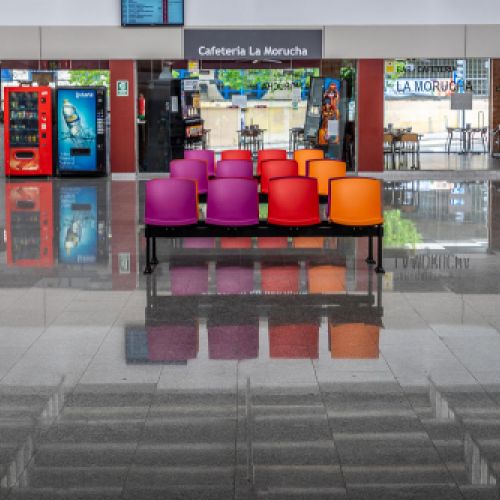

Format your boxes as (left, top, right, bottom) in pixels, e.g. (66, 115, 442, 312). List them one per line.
(308, 265, 346, 293)
(257, 149, 287, 176)
(294, 149, 324, 176)
(328, 178, 383, 226)
(221, 149, 252, 161)
(307, 159, 346, 196)
(268, 177, 320, 226)
(292, 237, 324, 249)
(260, 159, 298, 194)
(329, 323, 380, 359)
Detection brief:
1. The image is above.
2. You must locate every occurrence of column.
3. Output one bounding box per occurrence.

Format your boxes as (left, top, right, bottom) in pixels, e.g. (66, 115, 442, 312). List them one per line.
(357, 59, 384, 172)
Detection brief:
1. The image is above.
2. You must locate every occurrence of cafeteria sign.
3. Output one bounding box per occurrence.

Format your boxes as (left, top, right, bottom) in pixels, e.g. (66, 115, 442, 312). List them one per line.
(184, 29, 322, 60)
(386, 78, 457, 97)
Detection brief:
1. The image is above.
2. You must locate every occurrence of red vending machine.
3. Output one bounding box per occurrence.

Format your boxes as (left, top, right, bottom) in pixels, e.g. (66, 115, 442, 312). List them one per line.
(5, 182, 54, 267)
(4, 87, 53, 177)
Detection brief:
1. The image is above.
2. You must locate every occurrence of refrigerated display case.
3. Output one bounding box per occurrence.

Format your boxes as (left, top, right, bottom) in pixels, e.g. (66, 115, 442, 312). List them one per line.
(4, 181, 54, 267)
(56, 87, 107, 176)
(182, 79, 204, 148)
(4, 87, 53, 176)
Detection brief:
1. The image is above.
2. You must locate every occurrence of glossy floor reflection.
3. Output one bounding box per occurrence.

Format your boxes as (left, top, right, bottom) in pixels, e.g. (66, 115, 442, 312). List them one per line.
(1, 178, 500, 498)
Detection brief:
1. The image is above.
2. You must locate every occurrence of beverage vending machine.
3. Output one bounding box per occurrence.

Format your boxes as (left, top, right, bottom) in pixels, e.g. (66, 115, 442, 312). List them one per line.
(4, 87, 53, 176)
(4, 181, 54, 267)
(56, 87, 107, 176)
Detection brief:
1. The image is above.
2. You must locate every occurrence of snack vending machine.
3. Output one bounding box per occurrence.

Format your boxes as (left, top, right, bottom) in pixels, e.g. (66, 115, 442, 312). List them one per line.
(181, 79, 203, 148)
(4, 182, 54, 267)
(4, 87, 53, 176)
(56, 87, 107, 176)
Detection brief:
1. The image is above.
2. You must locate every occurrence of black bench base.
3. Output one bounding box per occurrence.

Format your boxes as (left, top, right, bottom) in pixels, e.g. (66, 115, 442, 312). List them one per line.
(144, 222, 385, 275)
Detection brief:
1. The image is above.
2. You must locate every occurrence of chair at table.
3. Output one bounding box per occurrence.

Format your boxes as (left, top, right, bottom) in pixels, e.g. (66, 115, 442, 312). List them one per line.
(216, 159, 254, 178)
(260, 159, 299, 194)
(221, 149, 252, 161)
(184, 149, 216, 177)
(384, 133, 396, 170)
(206, 178, 259, 226)
(328, 178, 383, 227)
(257, 149, 287, 176)
(268, 177, 320, 226)
(170, 159, 208, 194)
(145, 178, 198, 226)
(294, 149, 324, 176)
(306, 159, 346, 196)
(446, 127, 462, 154)
(399, 133, 420, 169)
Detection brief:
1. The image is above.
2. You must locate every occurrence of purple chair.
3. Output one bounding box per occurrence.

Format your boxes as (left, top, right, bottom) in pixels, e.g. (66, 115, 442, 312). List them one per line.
(216, 265, 254, 294)
(206, 178, 259, 226)
(182, 238, 215, 249)
(170, 265, 209, 295)
(184, 149, 216, 177)
(216, 160, 254, 178)
(208, 324, 259, 360)
(147, 325, 198, 362)
(170, 159, 208, 194)
(145, 178, 198, 226)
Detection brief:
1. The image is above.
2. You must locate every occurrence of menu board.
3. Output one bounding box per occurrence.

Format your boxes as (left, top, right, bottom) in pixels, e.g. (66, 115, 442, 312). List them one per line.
(121, 0, 184, 26)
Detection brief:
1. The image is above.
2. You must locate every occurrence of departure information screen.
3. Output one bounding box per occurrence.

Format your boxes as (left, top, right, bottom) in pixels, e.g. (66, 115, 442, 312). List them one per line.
(121, 0, 184, 26)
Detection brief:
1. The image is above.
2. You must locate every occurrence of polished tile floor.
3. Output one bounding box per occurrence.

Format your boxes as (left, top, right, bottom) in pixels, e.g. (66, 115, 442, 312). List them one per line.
(1, 178, 500, 499)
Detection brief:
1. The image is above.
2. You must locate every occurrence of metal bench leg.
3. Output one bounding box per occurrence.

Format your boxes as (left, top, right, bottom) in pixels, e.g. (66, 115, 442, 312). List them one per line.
(151, 237, 159, 266)
(375, 230, 385, 274)
(144, 236, 153, 274)
(366, 236, 375, 265)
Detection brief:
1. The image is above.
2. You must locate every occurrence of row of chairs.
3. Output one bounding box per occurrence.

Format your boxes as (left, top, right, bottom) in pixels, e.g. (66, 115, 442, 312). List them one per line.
(174, 148, 340, 196)
(145, 176, 383, 229)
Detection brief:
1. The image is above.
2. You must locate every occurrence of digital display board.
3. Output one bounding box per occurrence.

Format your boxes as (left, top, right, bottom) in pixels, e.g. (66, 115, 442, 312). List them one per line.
(121, 0, 184, 26)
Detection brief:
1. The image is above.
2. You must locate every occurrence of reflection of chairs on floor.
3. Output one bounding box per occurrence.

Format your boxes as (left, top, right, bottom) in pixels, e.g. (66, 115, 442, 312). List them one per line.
(384, 133, 396, 170)
(398, 133, 420, 169)
(446, 127, 462, 154)
(269, 322, 319, 359)
(329, 323, 380, 359)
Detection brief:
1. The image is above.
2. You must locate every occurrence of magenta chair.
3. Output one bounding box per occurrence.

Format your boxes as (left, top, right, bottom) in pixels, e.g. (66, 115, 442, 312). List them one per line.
(184, 149, 216, 177)
(208, 324, 259, 360)
(206, 178, 259, 226)
(216, 159, 254, 178)
(170, 159, 208, 194)
(216, 265, 254, 294)
(147, 325, 198, 362)
(170, 265, 209, 295)
(145, 178, 198, 226)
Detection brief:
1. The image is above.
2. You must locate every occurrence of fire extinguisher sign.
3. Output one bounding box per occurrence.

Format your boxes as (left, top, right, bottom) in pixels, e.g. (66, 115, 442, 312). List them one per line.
(117, 80, 129, 97)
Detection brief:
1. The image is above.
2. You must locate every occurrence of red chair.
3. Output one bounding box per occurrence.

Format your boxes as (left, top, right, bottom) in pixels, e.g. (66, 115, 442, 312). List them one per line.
(257, 149, 287, 176)
(260, 160, 298, 194)
(221, 149, 252, 161)
(268, 177, 320, 226)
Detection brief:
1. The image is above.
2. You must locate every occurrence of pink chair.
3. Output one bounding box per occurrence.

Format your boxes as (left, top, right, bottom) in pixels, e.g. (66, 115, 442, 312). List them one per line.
(170, 159, 208, 194)
(170, 265, 209, 295)
(145, 178, 198, 226)
(206, 178, 259, 226)
(208, 323, 259, 360)
(216, 160, 254, 178)
(147, 325, 198, 362)
(216, 265, 254, 294)
(184, 149, 216, 177)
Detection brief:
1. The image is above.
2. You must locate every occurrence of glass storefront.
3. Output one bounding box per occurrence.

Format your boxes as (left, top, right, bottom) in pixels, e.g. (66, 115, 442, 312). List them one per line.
(384, 58, 490, 153)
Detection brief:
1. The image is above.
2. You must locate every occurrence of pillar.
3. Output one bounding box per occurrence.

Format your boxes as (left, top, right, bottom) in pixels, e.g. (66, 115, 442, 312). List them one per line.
(357, 60, 384, 172)
(109, 60, 137, 174)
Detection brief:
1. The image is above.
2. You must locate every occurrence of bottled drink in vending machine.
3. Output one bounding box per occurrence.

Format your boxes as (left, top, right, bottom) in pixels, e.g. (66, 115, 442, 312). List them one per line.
(62, 99, 83, 138)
